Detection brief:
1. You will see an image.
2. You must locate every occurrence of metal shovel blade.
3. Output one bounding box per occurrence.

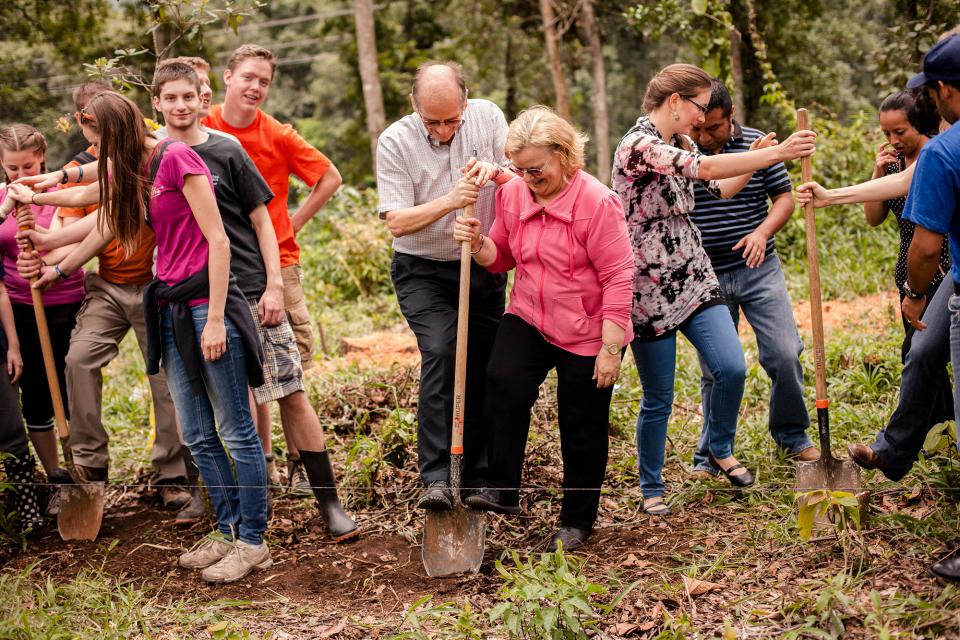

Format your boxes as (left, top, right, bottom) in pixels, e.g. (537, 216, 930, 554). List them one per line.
(57, 482, 106, 541)
(422, 507, 486, 577)
(796, 457, 862, 493)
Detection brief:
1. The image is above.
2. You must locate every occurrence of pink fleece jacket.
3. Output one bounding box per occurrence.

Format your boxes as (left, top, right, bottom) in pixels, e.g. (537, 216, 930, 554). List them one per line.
(486, 170, 635, 356)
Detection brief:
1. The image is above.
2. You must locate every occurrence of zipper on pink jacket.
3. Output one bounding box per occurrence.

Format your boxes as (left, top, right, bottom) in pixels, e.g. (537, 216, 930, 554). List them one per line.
(536, 210, 546, 335)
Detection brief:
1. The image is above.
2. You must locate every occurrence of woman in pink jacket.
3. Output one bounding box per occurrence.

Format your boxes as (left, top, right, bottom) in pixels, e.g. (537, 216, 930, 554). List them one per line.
(454, 106, 634, 552)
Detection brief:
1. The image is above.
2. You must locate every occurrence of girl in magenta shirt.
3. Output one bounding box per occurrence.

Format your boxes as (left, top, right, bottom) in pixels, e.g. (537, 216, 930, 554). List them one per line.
(453, 107, 634, 552)
(0, 124, 83, 489)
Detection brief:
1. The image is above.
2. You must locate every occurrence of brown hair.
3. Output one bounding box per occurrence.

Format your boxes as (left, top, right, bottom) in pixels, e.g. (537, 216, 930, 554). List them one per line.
(642, 63, 712, 112)
(505, 106, 588, 175)
(152, 61, 202, 97)
(412, 61, 467, 104)
(0, 124, 47, 181)
(72, 80, 113, 112)
(160, 56, 211, 74)
(226, 44, 277, 79)
(84, 92, 150, 255)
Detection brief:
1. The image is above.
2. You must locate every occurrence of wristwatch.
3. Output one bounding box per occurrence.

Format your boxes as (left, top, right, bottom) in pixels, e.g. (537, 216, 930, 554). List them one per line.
(902, 281, 924, 300)
(602, 342, 620, 355)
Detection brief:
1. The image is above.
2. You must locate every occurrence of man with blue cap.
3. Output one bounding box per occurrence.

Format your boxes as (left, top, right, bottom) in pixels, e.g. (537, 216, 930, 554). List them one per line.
(899, 30, 960, 582)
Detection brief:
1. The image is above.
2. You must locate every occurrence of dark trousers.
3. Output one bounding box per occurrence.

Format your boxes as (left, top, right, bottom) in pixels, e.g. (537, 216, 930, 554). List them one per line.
(484, 314, 612, 531)
(0, 359, 30, 460)
(874, 277, 954, 479)
(13, 302, 80, 428)
(391, 252, 505, 486)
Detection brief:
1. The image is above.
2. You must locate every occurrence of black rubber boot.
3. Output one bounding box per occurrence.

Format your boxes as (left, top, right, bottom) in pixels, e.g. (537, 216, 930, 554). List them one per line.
(3, 454, 46, 533)
(299, 450, 359, 542)
(175, 449, 207, 526)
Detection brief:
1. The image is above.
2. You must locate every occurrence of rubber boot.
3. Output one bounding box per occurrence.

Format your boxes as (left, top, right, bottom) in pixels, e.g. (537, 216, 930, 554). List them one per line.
(299, 450, 359, 542)
(175, 449, 207, 526)
(3, 454, 46, 532)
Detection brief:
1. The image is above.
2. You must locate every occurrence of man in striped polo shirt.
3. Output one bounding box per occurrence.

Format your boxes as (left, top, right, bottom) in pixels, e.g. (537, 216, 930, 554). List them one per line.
(689, 80, 819, 475)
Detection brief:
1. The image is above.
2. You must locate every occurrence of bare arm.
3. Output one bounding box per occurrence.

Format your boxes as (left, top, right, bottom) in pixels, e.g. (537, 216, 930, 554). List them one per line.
(0, 283, 22, 383)
(385, 179, 479, 238)
(25, 214, 112, 290)
(249, 204, 284, 326)
(17, 210, 98, 252)
(8, 181, 101, 209)
(732, 190, 796, 269)
(697, 130, 816, 180)
(797, 164, 914, 208)
(291, 164, 342, 233)
(14, 161, 98, 191)
(902, 225, 945, 331)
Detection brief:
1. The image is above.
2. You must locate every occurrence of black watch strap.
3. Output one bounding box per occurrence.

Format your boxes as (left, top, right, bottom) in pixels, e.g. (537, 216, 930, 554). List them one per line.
(902, 281, 924, 300)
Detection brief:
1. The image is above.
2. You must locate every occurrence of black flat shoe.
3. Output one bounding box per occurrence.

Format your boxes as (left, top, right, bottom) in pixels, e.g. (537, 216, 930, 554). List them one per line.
(464, 488, 521, 515)
(417, 481, 453, 511)
(547, 526, 591, 552)
(930, 552, 960, 582)
(708, 454, 754, 488)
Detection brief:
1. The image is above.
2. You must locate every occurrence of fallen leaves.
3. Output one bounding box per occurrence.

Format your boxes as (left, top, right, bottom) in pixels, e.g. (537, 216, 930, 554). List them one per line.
(682, 576, 723, 598)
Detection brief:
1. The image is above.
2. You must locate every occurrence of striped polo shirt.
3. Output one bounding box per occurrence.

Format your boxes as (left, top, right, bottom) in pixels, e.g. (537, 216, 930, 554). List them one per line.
(691, 122, 792, 273)
(376, 99, 508, 261)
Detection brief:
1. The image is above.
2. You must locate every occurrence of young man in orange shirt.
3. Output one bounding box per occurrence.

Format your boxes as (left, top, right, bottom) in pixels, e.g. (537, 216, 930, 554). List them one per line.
(203, 45, 345, 494)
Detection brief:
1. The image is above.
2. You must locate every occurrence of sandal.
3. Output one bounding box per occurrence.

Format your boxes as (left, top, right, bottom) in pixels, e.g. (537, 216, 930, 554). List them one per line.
(643, 497, 672, 517)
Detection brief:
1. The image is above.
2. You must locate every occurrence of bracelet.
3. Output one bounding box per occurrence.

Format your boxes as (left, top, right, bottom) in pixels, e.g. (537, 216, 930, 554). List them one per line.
(59, 169, 68, 185)
(76, 165, 83, 183)
(54, 263, 69, 280)
(470, 234, 485, 256)
(30, 192, 39, 206)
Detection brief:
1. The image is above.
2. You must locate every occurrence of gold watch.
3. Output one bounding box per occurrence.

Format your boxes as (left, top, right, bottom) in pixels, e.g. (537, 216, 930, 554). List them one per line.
(602, 342, 620, 356)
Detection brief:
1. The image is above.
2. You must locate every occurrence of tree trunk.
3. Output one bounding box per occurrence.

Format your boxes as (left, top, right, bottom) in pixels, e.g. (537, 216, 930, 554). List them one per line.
(505, 29, 518, 120)
(354, 0, 387, 169)
(539, 0, 570, 119)
(728, 27, 747, 120)
(580, 0, 610, 183)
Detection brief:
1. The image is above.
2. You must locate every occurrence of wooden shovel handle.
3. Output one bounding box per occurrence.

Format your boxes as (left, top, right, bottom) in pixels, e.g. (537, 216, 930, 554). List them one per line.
(450, 204, 473, 456)
(15, 202, 69, 439)
(797, 108, 828, 406)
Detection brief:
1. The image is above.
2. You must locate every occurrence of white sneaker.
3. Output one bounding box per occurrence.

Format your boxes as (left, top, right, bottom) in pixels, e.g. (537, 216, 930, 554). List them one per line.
(201, 540, 272, 584)
(179, 532, 234, 570)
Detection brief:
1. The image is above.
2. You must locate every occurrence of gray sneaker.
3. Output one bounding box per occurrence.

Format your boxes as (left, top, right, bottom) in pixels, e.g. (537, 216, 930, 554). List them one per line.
(286, 457, 312, 497)
(201, 540, 272, 584)
(179, 532, 234, 570)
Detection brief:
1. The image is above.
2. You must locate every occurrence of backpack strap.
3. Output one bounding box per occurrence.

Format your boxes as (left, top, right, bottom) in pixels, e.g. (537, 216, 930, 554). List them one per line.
(144, 138, 176, 227)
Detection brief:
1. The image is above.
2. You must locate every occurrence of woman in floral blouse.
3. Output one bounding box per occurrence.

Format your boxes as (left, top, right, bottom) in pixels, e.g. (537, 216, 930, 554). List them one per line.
(612, 64, 816, 515)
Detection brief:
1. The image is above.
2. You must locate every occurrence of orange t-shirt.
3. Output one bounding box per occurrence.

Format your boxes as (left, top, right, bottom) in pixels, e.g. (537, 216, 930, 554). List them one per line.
(58, 147, 156, 286)
(203, 105, 331, 267)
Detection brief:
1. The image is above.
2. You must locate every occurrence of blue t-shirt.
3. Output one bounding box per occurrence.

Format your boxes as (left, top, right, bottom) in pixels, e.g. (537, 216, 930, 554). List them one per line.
(902, 121, 960, 285)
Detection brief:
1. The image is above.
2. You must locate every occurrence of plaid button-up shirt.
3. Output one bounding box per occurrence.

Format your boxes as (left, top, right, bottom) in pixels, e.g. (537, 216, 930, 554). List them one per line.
(376, 99, 509, 261)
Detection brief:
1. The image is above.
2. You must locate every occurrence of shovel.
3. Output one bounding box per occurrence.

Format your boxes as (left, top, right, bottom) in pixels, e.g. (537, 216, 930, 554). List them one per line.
(422, 201, 486, 578)
(793, 109, 862, 494)
(16, 202, 105, 540)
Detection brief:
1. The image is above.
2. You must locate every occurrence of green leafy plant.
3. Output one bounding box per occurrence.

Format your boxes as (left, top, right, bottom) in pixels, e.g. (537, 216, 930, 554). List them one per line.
(797, 490, 862, 542)
(387, 595, 486, 640)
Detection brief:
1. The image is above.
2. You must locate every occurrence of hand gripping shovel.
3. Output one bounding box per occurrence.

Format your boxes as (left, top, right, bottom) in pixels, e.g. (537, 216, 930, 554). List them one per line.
(793, 109, 862, 494)
(422, 202, 486, 578)
(16, 203, 105, 540)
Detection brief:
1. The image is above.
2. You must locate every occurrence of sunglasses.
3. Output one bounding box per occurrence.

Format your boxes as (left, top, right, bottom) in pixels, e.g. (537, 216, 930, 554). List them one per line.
(684, 96, 709, 114)
(76, 110, 96, 124)
(510, 164, 544, 178)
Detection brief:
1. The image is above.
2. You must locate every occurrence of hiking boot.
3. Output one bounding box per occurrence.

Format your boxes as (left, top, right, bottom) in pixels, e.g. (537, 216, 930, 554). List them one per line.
(265, 454, 283, 487)
(848, 443, 883, 471)
(547, 526, 592, 552)
(286, 456, 312, 497)
(464, 488, 521, 515)
(794, 446, 821, 462)
(299, 450, 359, 542)
(201, 540, 272, 584)
(417, 481, 453, 511)
(179, 532, 234, 570)
(3, 454, 46, 532)
(74, 465, 107, 483)
(157, 481, 192, 511)
(175, 450, 207, 526)
(45, 467, 73, 517)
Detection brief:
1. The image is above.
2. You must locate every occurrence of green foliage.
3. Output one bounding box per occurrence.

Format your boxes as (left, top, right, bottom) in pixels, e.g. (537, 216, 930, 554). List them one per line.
(796, 490, 862, 541)
(922, 420, 957, 455)
(388, 596, 486, 640)
(489, 550, 638, 639)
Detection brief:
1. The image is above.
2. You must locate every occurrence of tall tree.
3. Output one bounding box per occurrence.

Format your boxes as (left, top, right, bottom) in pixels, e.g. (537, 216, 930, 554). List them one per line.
(539, 0, 570, 119)
(353, 0, 386, 167)
(580, 0, 610, 182)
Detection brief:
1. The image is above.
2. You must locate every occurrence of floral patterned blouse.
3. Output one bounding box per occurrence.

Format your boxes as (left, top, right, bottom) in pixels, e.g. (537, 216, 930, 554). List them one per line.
(612, 117, 724, 339)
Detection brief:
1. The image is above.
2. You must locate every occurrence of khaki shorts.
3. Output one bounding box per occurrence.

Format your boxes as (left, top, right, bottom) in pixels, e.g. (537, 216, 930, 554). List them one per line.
(248, 300, 305, 404)
(281, 264, 315, 368)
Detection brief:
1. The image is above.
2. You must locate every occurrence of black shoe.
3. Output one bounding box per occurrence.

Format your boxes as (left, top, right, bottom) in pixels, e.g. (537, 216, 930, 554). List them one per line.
(417, 481, 453, 511)
(299, 450, 360, 542)
(930, 552, 960, 582)
(547, 526, 591, 552)
(464, 488, 521, 515)
(708, 453, 754, 488)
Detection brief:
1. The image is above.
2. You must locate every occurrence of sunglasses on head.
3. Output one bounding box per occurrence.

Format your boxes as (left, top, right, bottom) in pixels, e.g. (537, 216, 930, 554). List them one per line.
(510, 164, 544, 178)
(76, 110, 96, 124)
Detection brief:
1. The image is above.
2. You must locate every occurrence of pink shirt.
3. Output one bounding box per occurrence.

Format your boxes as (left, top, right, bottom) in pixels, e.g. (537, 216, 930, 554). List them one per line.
(0, 187, 85, 306)
(146, 141, 213, 304)
(487, 170, 635, 356)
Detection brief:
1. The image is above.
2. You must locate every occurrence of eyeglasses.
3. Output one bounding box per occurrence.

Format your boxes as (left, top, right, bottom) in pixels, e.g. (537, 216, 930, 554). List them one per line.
(684, 96, 709, 114)
(420, 115, 463, 129)
(510, 164, 544, 178)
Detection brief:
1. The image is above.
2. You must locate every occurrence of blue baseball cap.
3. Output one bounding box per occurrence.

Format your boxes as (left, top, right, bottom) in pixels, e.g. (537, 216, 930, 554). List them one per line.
(907, 33, 960, 89)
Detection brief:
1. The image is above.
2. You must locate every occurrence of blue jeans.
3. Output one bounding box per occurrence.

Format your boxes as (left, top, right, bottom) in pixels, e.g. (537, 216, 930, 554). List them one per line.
(948, 290, 960, 446)
(872, 276, 953, 479)
(632, 304, 746, 498)
(161, 305, 268, 545)
(694, 254, 813, 473)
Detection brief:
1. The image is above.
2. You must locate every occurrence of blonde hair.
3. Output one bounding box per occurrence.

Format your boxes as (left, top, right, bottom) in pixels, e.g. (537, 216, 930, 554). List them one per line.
(642, 63, 712, 112)
(504, 106, 588, 175)
(226, 44, 277, 79)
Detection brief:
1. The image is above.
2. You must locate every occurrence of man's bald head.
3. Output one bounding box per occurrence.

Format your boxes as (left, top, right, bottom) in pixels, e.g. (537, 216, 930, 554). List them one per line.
(411, 61, 467, 109)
